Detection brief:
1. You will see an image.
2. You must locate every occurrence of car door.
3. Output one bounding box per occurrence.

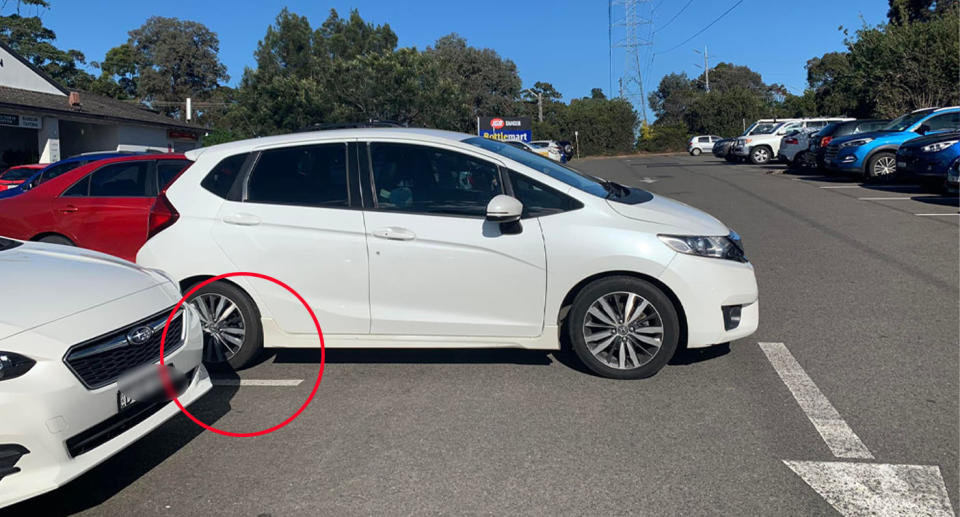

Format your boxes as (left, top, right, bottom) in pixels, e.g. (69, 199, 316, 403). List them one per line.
(210, 142, 370, 335)
(51, 160, 156, 260)
(361, 141, 546, 337)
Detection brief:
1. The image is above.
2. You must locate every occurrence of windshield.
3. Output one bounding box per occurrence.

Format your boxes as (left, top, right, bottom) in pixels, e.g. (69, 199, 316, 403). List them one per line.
(464, 137, 608, 197)
(748, 123, 780, 135)
(0, 167, 39, 181)
(882, 110, 936, 132)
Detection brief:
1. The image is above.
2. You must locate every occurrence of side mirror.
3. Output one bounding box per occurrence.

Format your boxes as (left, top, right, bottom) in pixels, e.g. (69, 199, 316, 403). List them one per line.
(486, 195, 523, 223)
(917, 124, 930, 135)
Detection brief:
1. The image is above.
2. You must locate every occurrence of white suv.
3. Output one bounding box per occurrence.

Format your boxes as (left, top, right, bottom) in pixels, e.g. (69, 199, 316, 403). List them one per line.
(733, 118, 852, 164)
(137, 128, 759, 380)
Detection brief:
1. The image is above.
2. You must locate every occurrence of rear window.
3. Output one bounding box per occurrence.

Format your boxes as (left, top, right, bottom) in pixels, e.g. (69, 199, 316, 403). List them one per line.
(0, 167, 39, 181)
(201, 153, 249, 199)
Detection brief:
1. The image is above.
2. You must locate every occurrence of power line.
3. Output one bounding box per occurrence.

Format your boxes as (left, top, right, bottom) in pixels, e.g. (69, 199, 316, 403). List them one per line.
(654, 0, 694, 33)
(655, 0, 743, 55)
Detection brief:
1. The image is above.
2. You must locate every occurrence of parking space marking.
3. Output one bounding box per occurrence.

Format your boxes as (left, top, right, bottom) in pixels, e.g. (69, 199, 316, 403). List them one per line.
(915, 213, 960, 217)
(758, 342, 874, 459)
(857, 197, 914, 201)
(211, 378, 304, 386)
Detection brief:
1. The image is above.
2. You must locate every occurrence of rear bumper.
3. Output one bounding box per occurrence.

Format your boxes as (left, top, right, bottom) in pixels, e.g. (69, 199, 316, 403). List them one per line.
(658, 253, 759, 348)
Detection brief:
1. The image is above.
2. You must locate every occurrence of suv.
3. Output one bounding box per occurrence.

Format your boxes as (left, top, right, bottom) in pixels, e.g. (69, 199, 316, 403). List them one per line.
(825, 107, 960, 180)
(733, 118, 853, 165)
(137, 128, 759, 380)
(896, 130, 960, 184)
(809, 119, 889, 169)
(688, 135, 722, 156)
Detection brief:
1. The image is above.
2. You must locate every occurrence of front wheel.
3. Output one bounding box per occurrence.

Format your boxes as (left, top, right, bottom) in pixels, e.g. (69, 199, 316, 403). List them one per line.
(750, 147, 771, 165)
(187, 281, 263, 369)
(865, 152, 897, 183)
(567, 277, 679, 380)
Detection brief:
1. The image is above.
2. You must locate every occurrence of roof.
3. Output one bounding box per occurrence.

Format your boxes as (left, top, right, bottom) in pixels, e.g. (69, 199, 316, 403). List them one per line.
(0, 85, 197, 131)
(0, 40, 69, 95)
(186, 127, 472, 161)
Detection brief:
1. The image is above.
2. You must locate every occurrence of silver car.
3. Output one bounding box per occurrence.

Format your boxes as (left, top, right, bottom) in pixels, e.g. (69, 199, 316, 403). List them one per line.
(688, 135, 722, 156)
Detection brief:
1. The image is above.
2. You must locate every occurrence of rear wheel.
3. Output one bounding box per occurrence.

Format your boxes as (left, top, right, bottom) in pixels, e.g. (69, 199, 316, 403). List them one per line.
(567, 276, 679, 380)
(37, 234, 74, 246)
(187, 281, 263, 369)
(865, 152, 897, 183)
(690, 148, 702, 156)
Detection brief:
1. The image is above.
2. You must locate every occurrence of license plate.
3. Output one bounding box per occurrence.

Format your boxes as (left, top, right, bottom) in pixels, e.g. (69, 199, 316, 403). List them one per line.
(897, 161, 907, 168)
(117, 364, 184, 413)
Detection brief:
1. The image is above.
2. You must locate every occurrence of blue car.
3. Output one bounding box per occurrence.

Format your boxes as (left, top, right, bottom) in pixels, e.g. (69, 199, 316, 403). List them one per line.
(0, 152, 134, 199)
(896, 130, 960, 182)
(825, 107, 960, 181)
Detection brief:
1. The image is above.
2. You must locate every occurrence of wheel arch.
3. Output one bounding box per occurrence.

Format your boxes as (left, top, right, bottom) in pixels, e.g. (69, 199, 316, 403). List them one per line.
(30, 232, 75, 244)
(862, 145, 899, 173)
(179, 274, 251, 298)
(557, 271, 688, 350)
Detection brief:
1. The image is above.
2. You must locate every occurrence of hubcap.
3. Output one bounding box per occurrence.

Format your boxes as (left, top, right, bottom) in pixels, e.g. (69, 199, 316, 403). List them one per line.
(874, 156, 896, 176)
(753, 149, 768, 163)
(192, 293, 246, 363)
(582, 291, 664, 370)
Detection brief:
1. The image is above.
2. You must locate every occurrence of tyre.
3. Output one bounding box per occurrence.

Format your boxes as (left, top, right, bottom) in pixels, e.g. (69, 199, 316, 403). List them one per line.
(724, 155, 738, 163)
(750, 146, 772, 165)
(187, 281, 263, 369)
(865, 152, 897, 183)
(567, 276, 680, 380)
(37, 234, 75, 246)
(690, 148, 702, 156)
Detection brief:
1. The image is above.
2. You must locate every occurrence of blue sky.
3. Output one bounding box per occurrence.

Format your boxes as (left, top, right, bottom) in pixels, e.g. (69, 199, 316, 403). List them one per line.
(37, 0, 888, 117)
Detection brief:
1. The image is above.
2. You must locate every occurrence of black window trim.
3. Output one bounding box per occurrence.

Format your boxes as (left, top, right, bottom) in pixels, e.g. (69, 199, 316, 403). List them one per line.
(59, 160, 157, 199)
(238, 142, 355, 210)
(502, 168, 584, 219)
(361, 140, 507, 220)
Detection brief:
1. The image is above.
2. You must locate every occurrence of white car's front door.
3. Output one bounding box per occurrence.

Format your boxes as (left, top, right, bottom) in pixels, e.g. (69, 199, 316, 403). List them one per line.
(211, 142, 370, 335)
(361, 141, 546, 337)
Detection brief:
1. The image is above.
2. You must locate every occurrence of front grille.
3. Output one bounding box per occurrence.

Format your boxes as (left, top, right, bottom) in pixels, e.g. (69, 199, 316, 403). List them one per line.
(825, 144, 840, 163)
(64, 308, 184, 390)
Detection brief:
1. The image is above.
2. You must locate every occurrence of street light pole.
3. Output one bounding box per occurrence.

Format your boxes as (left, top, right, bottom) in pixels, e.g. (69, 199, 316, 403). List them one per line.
(524, 88, 544, 122)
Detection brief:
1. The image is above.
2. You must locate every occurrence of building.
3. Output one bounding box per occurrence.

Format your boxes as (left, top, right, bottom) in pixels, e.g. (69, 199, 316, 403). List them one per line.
(0, 40, 200, 169)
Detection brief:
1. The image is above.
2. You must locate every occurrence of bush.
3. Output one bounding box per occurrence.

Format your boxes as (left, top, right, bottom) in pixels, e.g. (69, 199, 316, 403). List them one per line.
(637, 123, 688, 153)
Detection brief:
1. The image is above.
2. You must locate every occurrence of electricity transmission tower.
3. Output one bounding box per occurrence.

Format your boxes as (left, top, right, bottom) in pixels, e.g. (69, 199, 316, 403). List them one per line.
(609, 0, 654, 125)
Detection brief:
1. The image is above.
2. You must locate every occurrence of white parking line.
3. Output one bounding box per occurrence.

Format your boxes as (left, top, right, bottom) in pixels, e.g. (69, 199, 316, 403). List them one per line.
(857, 197, 914, 201)
(758, 342, 874, 459)
(916, 213, 960, 217)
(211, 378, 304, 386)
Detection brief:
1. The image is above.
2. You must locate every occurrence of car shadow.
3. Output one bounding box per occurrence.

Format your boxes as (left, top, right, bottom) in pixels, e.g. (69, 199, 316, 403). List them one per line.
(270, 347, 555, 366)
(5, 374, 240, 516)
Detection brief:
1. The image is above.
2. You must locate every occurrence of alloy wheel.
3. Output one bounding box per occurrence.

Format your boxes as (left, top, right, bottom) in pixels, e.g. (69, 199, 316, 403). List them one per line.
(873, 156, 897, 176)
(582, 291, 664, 370)
(752, 148, 769, 163)
(192, 293, 246, 363)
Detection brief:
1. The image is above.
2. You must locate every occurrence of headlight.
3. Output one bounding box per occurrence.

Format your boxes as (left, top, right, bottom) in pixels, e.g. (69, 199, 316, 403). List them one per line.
(921, 140, 958, 153)
(658, 231, 747, 262)
(840, 138, 873, 148)
(0, 352, 35, 381)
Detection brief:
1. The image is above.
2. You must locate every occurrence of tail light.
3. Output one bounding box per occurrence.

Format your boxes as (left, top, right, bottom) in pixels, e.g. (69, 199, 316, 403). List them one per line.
(784, 138, 799, 145)
(820, 136, 833, 147)
(147, 192, 179, 240)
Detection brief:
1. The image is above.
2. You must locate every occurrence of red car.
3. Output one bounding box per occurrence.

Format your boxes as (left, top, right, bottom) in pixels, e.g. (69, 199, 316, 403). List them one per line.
(0, 154, 191, 261)
(0, 164, 47, 191)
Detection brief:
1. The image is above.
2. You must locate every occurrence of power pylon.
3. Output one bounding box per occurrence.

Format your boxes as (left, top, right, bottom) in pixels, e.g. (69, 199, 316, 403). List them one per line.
(609, 0, 654, 125)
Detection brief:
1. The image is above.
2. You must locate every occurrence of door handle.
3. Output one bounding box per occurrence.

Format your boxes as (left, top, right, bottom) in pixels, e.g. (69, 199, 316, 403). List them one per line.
(372, 227, 416, 241)
(222, 213, 262, 226)
(59, 205, 79, 214)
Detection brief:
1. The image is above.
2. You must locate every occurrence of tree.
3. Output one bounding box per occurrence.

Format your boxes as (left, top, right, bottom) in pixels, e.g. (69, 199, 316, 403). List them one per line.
(564, 97, 638, 155)
(424, 33, 521, 132)
(888, 0, 958, 23)
(0, 0, 94, 88)
(648, 72, 697, 125)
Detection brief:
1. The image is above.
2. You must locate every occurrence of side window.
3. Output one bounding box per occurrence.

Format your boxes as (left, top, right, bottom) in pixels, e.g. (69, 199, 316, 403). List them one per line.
(698, 137, 710, 143)
(62, 176, 90, 197)
(88, 162, 151, 197)
(157, 160, 192, 190)
(508, 171, 582, 218)
(369, 143, 502, 217)
(40, 161, 86, 184)
(201, 153, 249, 199)
(246, 144, 348, 207)
(924, 112, 960, 132)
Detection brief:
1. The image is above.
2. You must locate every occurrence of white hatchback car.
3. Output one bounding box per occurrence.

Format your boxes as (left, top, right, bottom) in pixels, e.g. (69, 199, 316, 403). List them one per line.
(0, 238, 210, 508)
(137, 128, 759, 379)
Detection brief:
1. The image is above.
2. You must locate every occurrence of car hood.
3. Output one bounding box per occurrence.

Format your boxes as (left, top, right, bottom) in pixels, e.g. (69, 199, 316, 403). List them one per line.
(899, 131, 960, 150)
(0, 241, 170, 340)
(607, 193, 729, 235)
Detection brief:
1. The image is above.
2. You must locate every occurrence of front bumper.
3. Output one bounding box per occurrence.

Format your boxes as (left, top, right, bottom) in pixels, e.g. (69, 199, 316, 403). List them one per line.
(657, 252, 759, 348)
(733, 145, 749, 157)
(0, 309, 210, 509)
(826, 147, 865, 173)
(897, 151, 953, 177)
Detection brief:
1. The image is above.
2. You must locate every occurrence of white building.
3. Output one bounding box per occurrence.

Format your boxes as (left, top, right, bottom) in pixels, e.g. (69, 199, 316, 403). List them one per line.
(0, 40, 200, 169)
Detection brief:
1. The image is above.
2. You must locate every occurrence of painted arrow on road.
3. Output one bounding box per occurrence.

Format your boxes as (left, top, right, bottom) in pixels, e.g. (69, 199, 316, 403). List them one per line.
(784, 461, 955, 517)
(760, 343, 956, 516)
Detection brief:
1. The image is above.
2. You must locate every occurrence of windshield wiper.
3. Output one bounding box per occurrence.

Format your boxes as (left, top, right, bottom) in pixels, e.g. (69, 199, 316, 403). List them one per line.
(595, 177, 631, 198)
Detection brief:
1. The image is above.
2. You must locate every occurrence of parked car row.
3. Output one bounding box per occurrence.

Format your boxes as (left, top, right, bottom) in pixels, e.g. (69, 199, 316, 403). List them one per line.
(698, 107, 960, 188)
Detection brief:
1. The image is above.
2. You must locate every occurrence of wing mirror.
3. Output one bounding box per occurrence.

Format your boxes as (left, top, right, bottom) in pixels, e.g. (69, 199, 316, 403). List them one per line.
(916, 124, 930, 135)
(486, 195, 523, 223)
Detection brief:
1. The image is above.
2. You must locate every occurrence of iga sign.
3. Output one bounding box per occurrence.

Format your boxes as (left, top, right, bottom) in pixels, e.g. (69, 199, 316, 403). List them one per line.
(478, 116, 532, 143)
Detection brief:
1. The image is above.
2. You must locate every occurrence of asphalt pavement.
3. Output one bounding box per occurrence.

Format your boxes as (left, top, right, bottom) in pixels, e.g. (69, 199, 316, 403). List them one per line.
(6, 154, 958, 516)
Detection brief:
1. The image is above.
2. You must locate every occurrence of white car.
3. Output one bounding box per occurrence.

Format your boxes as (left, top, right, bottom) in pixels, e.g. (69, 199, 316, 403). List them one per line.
(137, 128, 759, 380)
(0, 238, 211, 508)
(529, 140, 565, 162)
(733, 118, 853, 164)
(778, 128, 821, 168)
(687, 135, 723, 156)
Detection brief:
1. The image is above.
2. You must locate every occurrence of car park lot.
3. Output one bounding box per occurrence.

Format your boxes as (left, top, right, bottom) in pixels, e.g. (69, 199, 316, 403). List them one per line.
(6, 154, 957, 516)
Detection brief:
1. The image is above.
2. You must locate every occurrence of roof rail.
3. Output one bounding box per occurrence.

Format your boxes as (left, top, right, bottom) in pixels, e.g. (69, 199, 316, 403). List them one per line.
(933, 106, 959, 112)
(295, 120, 406, 133)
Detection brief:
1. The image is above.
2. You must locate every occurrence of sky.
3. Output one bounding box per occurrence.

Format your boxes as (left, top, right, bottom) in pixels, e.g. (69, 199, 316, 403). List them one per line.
(33, 0, 889, 119)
